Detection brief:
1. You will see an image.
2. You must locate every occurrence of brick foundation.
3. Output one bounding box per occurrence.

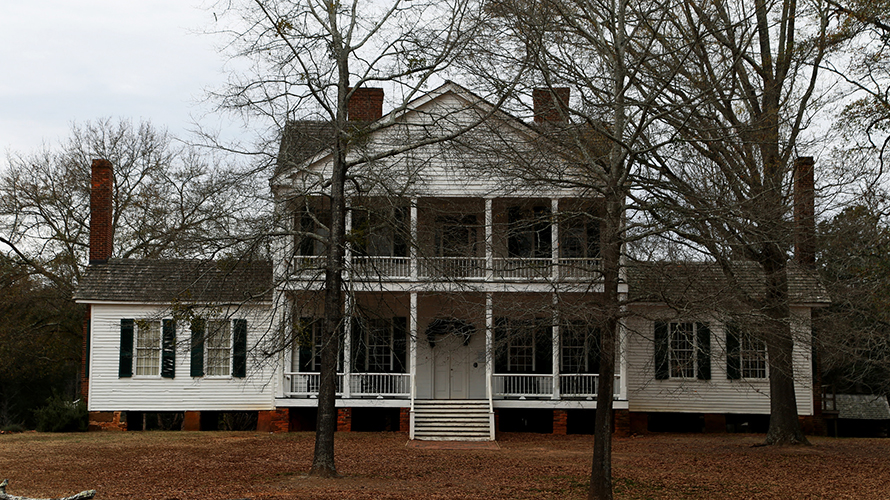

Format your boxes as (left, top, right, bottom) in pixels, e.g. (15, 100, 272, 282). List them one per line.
(704, 413, 727, 433)
(183, 411, 201, 431)
(337, 408, 352, 432)
(258, 409, 290, 433)
(553, 410, 568, 435)
(629, 412, 648, 435)
(88, 411, 126, 431)
(399, 407, 410, 433)
(613, 409, 630, 437)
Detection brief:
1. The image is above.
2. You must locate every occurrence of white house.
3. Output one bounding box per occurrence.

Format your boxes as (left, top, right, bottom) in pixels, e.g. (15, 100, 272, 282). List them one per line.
(75, 83, 829, 438)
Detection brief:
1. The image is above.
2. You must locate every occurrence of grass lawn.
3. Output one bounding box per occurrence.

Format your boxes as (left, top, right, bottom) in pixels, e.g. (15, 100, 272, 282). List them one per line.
(1, 431, 888, 499)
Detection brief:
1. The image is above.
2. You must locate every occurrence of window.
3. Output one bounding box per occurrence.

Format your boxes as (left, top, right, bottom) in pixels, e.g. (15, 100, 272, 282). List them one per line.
(135, 321, 161, 376)
(189, 318, 247, 378)
(353, 206, 409, 257)
(295, 205, 329, 256)
(560, 212, 600, 259)
(654, 322, 711, 380)
(119, 318, 175, 379)
(294, 318, 346, 372)
(352, 317, 407, 373)
(726, 324, 767, 379)
(435, 215, 478, 257)
(206, 320, 232, 376)
(507, 206, 551, 258)
(560, 321, 599, 374)
(494, 318, 552, 374)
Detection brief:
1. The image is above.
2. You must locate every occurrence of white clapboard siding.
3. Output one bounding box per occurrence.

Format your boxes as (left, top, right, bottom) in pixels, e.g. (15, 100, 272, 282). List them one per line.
(623, 306, 814, 416)
(87, 303, 277, 412)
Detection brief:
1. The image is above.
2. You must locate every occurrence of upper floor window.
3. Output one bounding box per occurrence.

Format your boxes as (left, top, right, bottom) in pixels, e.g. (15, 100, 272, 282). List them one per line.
(654, 321, 711, 380)
(435, 215, 479, 257)
(561, 212, 600, 259)
(353, 205, 409, 257)
(507, 206, 551, 258)
(295, 205, 329, 256)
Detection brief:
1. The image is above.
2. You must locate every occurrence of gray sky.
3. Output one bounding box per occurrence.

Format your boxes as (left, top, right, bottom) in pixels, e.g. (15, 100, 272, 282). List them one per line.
(0, 1, 240, 166)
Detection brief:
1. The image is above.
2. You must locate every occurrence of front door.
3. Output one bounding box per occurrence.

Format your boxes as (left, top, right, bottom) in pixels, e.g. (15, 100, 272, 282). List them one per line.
(433, 334, 471, 399)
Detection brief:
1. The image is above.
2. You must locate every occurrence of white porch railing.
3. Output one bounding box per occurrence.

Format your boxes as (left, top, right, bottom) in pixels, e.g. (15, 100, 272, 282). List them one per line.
(352, 256, 411, 278)
(291, 255, 326, 277)
(284, 372, 344, 396)
(493, 258, 552, 279)
(349, 373, 411, 396)
(419, 257, 486, 279)
(492, 374, 554, 397)
(492, 373, 621, 398)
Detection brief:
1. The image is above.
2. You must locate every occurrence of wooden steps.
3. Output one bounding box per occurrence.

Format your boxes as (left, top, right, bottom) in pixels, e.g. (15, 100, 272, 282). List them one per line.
(412, 400, 493, 441)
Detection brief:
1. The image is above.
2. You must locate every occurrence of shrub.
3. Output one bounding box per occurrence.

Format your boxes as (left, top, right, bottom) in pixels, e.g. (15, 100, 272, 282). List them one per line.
(33, 394, 87, 432)
(1, 423, 26, 433)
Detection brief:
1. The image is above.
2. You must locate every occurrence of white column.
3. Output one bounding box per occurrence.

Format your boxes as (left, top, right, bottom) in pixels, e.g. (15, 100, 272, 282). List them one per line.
(343, 290, 352, 398)
(551, 293, 560, 400)
(618, 300, 628, 401)
(486, 292, 495, 440)
(411, 198, 418, 281)
(551, 198, 559, 279)
(277, 302, 289, 399)
(485, 198, 494, 280)
(409, 291, 418, 439)
(345, 207, 353, 278)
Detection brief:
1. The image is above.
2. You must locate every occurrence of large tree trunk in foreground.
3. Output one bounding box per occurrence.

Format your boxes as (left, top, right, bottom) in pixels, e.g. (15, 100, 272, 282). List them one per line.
(0, 480, 95, 500)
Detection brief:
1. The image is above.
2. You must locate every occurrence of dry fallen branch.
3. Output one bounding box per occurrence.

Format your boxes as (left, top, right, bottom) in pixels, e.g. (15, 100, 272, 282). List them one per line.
(0, 480, 95, 500)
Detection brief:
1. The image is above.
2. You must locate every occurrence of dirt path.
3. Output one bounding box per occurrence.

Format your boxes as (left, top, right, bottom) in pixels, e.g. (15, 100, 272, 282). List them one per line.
(1, 432, 888, 499)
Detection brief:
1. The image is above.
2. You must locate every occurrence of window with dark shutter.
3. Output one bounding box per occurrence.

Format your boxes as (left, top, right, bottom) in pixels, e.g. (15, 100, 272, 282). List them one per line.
(119, 319, 134, 378)
(726, 324, 741, 380)
(190, 318, 205, 377)
(393, 317, 408, 373)
(233, 319, 247, 378)
(161, 319, 176, 378)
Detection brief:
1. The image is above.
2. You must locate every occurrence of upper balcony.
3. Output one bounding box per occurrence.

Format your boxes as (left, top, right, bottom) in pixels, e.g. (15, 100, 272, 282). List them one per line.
(287, 197, 603, 284)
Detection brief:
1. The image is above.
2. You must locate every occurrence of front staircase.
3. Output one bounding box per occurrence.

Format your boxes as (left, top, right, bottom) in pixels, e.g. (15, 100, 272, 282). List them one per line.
(412, 400, 493, 441)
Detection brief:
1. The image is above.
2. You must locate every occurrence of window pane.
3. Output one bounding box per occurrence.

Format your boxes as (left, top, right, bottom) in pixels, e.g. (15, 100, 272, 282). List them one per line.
(135, 321, 161, 376)
(670, 323, 695, 378)
(206, 320, 231, 376)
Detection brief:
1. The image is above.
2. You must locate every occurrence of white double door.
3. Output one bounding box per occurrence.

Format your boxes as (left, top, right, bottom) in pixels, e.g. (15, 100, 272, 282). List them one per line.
(432, 334, 473, 399)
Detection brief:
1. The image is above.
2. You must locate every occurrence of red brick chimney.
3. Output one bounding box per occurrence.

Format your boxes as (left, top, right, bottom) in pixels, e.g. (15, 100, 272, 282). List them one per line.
(794, 156, 815, 269)
(533, 87, 570, 123)
(348, 88, 384, 122)
(89, 159, 113, 264)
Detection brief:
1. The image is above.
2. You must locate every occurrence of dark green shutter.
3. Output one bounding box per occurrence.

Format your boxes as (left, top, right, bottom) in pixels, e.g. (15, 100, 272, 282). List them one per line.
(233, 319, 247, 378)
(726, 324, 741, 380)
(161, 320, 176, 379)
(393, 317, 408, 373)
(119, 319, 134, 378)
(494, 318, 509, 373)
(654, 321, 669, 380)
(85, 319, 91, 377)
(696, 322, 711, 380)
(534, 319, 553, 374)
(190, 318, 205, 377)
(393, 207, 409, 257)
(588, 326, 601, 374)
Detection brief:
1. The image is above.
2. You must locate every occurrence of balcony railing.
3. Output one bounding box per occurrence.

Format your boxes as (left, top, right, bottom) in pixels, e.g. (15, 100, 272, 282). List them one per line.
(290, 255, 602, 281)
(419, 257, 486, 279)
(353, 256, 411, 278)
(284, 372, 409, 397)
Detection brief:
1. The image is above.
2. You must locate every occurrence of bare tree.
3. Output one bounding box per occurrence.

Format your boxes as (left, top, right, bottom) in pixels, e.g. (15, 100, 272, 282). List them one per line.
(213, 0, 496, 476)
(631, 0, 843, 445)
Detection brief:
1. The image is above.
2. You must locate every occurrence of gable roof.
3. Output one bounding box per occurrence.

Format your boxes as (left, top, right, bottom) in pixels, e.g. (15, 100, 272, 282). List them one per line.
(74, 258, 272, 304)
(835, 394, 890, 420)
(627, 261, 830, 308)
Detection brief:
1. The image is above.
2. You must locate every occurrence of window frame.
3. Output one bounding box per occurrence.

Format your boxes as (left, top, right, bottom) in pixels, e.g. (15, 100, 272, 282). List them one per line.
(134, 320, 162, 378)
(205, 319, 233, 377)
(654, 321, 711, 381)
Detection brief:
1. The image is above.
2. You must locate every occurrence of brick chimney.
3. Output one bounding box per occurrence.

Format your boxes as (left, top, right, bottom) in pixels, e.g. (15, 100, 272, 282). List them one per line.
(348, 88, 384, 122)
(89, 159, 113, 264)
(794, 156, 815, 269)
(533, 87, 570, 123)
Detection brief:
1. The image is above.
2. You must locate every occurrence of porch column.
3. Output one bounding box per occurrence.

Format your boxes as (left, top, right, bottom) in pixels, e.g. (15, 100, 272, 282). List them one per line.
(552, 293, 560, 400)
(411, 198, 418, 281)
(343, 291, 352, 398)
(345, 207, 353, 278)
(618, 301, 628, 401)
(486, 292, 495, 440)
(409, 291, 418, 439)
(551, 198, 559, 279)
(485, 198, 493, 280)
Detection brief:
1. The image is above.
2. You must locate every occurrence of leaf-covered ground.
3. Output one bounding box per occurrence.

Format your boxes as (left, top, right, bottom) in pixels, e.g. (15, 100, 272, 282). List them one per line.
(1, 431, 888, 499)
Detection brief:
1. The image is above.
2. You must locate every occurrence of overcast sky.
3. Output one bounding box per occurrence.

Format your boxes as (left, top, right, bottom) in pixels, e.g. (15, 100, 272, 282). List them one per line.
(0, 1, 241, 167)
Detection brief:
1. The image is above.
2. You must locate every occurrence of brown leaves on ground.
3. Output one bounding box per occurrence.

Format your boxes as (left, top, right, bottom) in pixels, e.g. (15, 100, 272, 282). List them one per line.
(1, 431, 888, 499)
